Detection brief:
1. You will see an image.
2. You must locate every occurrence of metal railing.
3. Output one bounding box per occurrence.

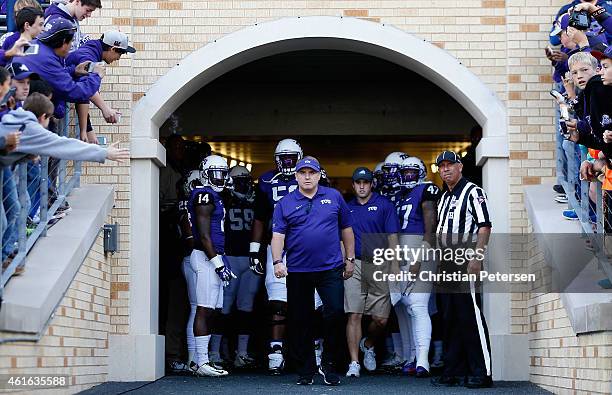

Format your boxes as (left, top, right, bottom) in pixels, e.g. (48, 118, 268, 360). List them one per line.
(0, 105, 82, 300)
(556, 109, 612, 284)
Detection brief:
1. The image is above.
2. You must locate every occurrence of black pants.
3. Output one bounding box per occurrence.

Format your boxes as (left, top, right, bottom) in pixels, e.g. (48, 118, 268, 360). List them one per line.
(439, 291, 491, 379)
(287, 266, 345, 377)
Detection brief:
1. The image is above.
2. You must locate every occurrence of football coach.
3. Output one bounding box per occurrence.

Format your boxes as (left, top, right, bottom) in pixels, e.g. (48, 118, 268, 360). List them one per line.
(271, 156, 355, 386)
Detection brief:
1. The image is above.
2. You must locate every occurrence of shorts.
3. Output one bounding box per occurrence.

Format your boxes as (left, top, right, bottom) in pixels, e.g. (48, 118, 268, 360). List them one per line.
(265, 245, 287, 302)
(344, 259, 391, 318)
(186, 249, 224, 309)
(222, 255, 263, 314)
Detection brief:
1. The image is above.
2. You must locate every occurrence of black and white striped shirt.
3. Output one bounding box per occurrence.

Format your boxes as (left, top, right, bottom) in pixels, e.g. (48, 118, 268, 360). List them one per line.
(436, 177, 491, 247)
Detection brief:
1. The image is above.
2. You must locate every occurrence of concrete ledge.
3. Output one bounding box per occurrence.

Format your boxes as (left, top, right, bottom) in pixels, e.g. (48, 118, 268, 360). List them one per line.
(524, 183, 612, 334)
(0, 184, 114, 334)
(130, 137, 166, 168)
(109, 334, 165, 381)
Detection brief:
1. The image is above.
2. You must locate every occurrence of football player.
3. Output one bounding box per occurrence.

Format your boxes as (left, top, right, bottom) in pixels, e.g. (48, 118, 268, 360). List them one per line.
(180, 170, 202, 373)
(185, 155, 236, 377)
(380, 152, 410, 202)
(249, 138, 303, 375)
(220, 165, 261, 368)
(372, 162, 384, 194)
(392, 156, 440, 378)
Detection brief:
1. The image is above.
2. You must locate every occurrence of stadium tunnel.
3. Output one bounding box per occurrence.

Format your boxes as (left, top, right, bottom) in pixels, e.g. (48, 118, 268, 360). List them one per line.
(125, 16, 515, 382)
(156, 49, 482, 373)
(159, 50, 480, 188)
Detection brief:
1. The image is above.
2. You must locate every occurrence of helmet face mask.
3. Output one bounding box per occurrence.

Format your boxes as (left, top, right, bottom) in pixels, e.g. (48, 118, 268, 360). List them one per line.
(399, 156, 425, 189)
(274, 139, 303, 176)
(200, 155, 229, 193)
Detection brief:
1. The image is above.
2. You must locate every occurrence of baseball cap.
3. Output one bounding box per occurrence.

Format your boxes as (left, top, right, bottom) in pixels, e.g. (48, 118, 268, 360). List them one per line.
(592, 44, 612, 61)
(550, 14, 570, 37)
(352, 167, 373, 182)
(101, 30, 136, 53)
(38, 18, 76, 43)
(435, 151, 462, 166)
(6, 62, 39, 81)
(295, 157, 321, 172)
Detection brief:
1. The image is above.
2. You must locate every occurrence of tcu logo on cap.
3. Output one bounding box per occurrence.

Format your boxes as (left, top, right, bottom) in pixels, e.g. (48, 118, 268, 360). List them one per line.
(359, 170, 366, 174)
(114, 41, 122, 46)
(368, 206, 378, 211)
(320, 199, 331, 205)
(305, 160, 311, 163)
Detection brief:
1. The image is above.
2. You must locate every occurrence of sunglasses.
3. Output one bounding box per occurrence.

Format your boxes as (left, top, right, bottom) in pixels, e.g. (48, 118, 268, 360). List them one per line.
(113, 47, 127, 55)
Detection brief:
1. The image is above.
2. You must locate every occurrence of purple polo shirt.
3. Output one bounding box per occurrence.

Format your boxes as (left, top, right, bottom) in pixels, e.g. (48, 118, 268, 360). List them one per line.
(272, 185, 352, 273)
(348, 192, 399, 259)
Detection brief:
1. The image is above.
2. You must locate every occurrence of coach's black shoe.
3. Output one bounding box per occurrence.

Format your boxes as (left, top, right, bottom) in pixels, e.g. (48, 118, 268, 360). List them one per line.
(465, 376, 493, 388)
(318, 364, 340, 386)
(431, 375, 460, 387)
(296, 375, 314, 385)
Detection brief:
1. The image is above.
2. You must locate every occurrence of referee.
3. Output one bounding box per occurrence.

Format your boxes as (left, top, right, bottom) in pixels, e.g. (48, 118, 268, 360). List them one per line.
(271, 157, 355, 386)
(431, 151, 493, 389)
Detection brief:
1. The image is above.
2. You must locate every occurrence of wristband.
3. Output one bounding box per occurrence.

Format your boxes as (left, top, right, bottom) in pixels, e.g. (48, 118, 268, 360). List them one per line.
(273, 259, 283, 265)
(591, 7, 606, 18)
(210, 255, 224, 269)
(250, 241, 261, 253)
(345, 257, 355, 263)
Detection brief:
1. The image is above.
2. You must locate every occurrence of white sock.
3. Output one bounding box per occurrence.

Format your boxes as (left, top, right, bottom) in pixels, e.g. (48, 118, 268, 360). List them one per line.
(392, 332, 403, 357)
(186, 306, 196, 363)
(210, 334, 222, 355)
(195, 335, 211, 366)
(237, 334, 249, 356)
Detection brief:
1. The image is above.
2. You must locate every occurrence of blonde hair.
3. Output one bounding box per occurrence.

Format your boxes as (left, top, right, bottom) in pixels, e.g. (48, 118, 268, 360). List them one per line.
(568, 52, 599, 71)
(14, 0, 43, 13)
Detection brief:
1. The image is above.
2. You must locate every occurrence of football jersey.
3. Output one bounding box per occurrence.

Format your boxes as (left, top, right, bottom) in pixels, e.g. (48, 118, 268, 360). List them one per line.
(395, 183, 441, 234)
(187, 186, 226, 254)
(223, 193, 255, 256)
(254, 169, 299, 223)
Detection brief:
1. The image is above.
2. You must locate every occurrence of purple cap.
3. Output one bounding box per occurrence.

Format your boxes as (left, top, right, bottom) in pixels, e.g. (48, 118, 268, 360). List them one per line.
(592, 45, 612, 61)
(6, 62, 39, 81)
(295, 157, 321, 172)
(38, 18, 76, 43)
(551, 14, 570, 36)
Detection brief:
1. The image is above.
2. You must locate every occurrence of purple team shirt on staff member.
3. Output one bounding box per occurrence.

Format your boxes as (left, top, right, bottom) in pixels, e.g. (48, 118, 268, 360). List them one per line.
(272, 185, 352, 273)
(348, 192, 399, 259)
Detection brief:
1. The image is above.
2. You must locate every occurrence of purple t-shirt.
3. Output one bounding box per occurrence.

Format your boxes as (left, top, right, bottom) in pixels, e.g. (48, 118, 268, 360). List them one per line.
(348, 192, 400, 259)
(273, 185, 352, 272)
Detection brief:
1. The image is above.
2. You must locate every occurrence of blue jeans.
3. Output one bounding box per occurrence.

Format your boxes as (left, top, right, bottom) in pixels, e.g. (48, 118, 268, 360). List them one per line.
(2, 167, 19, 260)
(27, 161, 41, 219)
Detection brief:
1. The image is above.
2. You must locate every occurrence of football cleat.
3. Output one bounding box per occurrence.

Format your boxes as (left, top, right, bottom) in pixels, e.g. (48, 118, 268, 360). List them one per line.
(416, 366, 430, 378)
(381, 352, 405, 370)
(192, 362, 228, 377)
(402, 360, 417, 376)
(346, 361, 361, 377)
(234, 353, 257, 368)
(167, 360, 190, 375)
(318, 364, 340, 386)
(268, 349, 285, 375)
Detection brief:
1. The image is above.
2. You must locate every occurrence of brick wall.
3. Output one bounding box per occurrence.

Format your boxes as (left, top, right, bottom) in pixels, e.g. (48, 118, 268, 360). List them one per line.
(529, 293, 612, 394)
(0, 233, 112, 394)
